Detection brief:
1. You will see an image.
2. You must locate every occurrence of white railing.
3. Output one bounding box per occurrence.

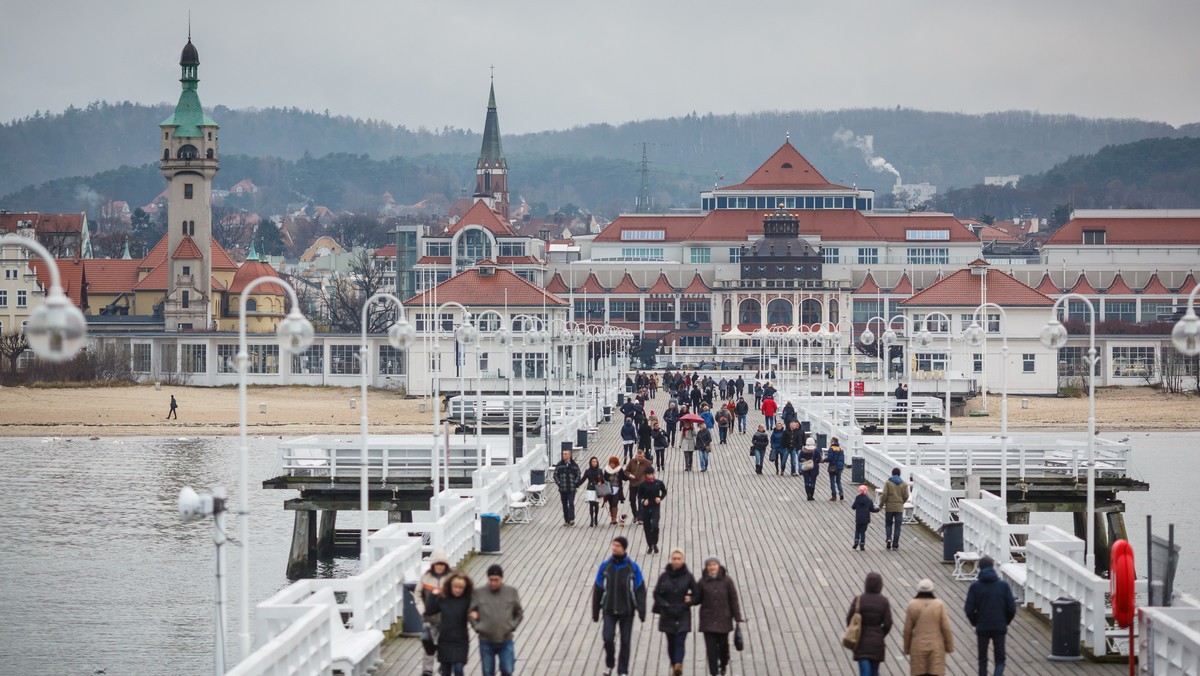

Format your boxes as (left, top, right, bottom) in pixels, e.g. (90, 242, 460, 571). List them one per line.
(404, 491, 478, 565)
(273, 435, 512, 480)
(1139, 607, 1200, 675)
(960, 493, 1012, 565)
(1025, 533, 1108, 653)
(910, 467, 962, 532)
(847, 396, 946, 420)
(861, 435, 1131, 480)
(228, 604, 332, 676)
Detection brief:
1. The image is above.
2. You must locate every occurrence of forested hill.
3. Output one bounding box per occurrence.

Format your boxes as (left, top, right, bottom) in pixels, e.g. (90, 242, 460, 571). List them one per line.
(2, 101, 1196, 215)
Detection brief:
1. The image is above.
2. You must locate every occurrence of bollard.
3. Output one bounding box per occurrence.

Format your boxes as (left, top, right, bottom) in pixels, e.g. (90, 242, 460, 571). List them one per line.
(419, 402, 427, 414)
(577, 429, 588, 449)
(155, 381, 161, 391)
(259, 403, 267, 414)
(1021, 398, 1030, 409)
(350, 398, 356, 409)
(480, 513, 501, 554)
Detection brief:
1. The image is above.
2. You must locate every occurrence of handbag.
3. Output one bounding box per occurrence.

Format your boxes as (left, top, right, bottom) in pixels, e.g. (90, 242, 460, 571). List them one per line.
(801, 459, 815, 472)
(734, 622, 745, 651)
(420, 623, 437, 655)
(843, 596, 862, 650)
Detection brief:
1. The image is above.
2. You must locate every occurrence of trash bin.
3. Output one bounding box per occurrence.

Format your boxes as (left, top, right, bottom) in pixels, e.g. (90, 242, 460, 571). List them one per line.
(815, 433, 828, 450)
(530, 469, 545, 486)
(603, 406, 612, 422)
(851, 457, 866, 484)
(942, 522, 964, 562)
(401, 581, 423, 635)
(617, 393, 625, 406)
(512, 433, 524, 460)
(1048, 598, 1083, 661)
(577, 429, 589, 449)
(480, 513, 501, 554)
(561, 441, 574, 454)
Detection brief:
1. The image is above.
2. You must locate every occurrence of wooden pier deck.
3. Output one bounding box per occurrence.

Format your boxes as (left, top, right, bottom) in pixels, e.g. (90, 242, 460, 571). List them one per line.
(377, 390, 1124, 675)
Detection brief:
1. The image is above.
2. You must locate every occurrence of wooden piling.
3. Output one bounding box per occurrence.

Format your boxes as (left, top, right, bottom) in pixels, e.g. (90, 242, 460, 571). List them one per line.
(286, 511, 316, 579)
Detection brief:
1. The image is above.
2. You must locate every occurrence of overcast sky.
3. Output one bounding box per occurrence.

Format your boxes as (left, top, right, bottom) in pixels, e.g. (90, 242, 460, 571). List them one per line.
(2, 0, 1197, 132)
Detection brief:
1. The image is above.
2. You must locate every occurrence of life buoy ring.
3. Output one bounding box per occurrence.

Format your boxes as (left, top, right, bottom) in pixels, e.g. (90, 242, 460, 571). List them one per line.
(1110, 539, 1136, 628)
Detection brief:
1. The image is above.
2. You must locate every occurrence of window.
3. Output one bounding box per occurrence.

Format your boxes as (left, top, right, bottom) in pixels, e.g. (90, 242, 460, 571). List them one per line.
(801, 299, 821, 325)
(329, 344, 360, 375)
(181, 221, 188, 234)
(181, 344, 206, 373)
(206, 148, 213, 159)
(184, 184, 193, 199)
(428, 352, 442, 371)
(644, 300, 675, 323)
(1105, 301, 1135, 322)
(243, 344, 280, 374)
(853, 299, 882, 324)
(498, 241, 524, 257)
(1082, 230, 1106, 245)
(620, 247, 664, 259)
(1112, 346, 1155, 377)
(912, 313, 949, 332)
(574, 300, 604, 321)
(906, 247, 949, 265)
(1058, 346, 1101, 378)
(857, 248, 879, 265)
(678, 335, 711, 347)
(512, 352, 546, 378)
(134, 344, 152, 372)
(1141, 301, 1175, 322)
(292, 345, 324, 374)
(690, 248, 711, 264)
(620, 230, 665, 240)
(915, 352, 947, 372)
(177, 144, 199, 159)
(456, 228, 492, 270)
(181, 291, 190, 309)
(0, 290, 6, 307)
(160, 343, 177, 373)
(182, 265, 190, 276)
(767, 299, 792, 325)
(728, 247, 741, 263)
(609, 301, 639, 323)
(973, 353, 983, 373)
(960, 313, 1001, 333)
(426, 241, 451, 257)
(905, 230, 951, 241)
(415, 313, 454, 332)
(680, 300, 710, 324)
(738, 299, 761, 325)
(823, 248, 839, 264)
(379, 345, 405, 375)
(477, 352, 489, 373)
(17, 290, 27, 307)
(1022, 353, 1036, 373)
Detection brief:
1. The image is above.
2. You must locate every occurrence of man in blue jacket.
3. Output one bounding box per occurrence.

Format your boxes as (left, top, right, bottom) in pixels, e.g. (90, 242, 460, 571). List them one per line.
(964, 555, 1017, 676)
(825, 437, 846, 501)
(592, 537, 646, 676)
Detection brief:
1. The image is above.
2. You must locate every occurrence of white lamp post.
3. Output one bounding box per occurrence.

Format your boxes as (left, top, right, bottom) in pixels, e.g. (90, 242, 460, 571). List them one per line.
(915, 312, 954, 475)
(829, 319, 854, 427)
(357, 292, 415, 571)
(1170, 288, 1200, 357)
(178, 485, 230, 676)
(1039, 294, 1098, 569)
(965, 303, 1009, 503)
(429, 302, 478, 498)
(860, 315, 907, 460)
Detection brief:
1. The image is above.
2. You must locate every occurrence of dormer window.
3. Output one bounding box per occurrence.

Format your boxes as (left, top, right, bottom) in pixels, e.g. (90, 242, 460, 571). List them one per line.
(781, 162, 793, 168)
(1082, 230, 1106, 245)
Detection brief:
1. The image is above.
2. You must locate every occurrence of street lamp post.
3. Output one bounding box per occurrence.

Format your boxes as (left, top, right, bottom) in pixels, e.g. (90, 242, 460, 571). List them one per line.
(915, 312, 955, 475)
(828, 319, 854, 428)
(429, 302, 479, 497)
(964, 303, 1010, 503)
(1039, 294, 1099, 569)
(860, 315, 907, 460)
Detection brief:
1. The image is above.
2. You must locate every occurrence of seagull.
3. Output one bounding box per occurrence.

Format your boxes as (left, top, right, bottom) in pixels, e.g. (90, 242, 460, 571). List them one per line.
(93, 669, 106, 674)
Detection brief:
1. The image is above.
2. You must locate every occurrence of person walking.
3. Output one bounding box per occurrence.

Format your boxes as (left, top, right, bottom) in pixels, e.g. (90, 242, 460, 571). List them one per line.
(781, 400, 797, 427)
(653, 548, 699, 676)
(583, 457, 604, 527)
(418, 550, 454, 676)
(851, 485, 878, 550)
(903, 579, 955, 676)
(761, 396, 777, 430)
(753, 381, 763, 410)
(167, 394, 178, 420)
(700, 404, 715, 432)
(964, 556, 1016, 676)
(602, 457, 627, 526)
(750, 424, 769, 474)
(592, 537, 647, 676)
(735, 397, 749, 434)
(799, 437, 822, 500)
(762, 381, 777, 402)
(470, 564, 524, 676)
(638, 418, 653, 455)
(651, 423, 668, 471)
(648, 409, 661, 429)
(880, 467, 910, 550)
(826, 437, 846, 501)
(780, 421, 801, 476)
(636, 466, 667, 553)
(715, 406, 732, 445)
(424, 572, 474, 676)
(895, 382, 909, 413)
(696, 424, 714, 473)
(697, 555, 743, 676)
(620, 418, 637, 461)
(625, 450, 652, 524)
(553, 449, 581, 526)
(680, 416, 696, 472)
(768, 421, 785, 475)
(663, 403, 680, 448)
(846, 572, 892, 676)
(735, 375, 745, 398)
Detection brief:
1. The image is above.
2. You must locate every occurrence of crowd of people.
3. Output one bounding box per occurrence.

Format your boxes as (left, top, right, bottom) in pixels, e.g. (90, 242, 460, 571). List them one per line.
(414, 368, 1018, 676)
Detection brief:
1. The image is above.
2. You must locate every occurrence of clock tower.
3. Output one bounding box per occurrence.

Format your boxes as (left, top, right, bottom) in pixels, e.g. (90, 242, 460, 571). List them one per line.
(472, 79, 509, 220)
(159, 35, 219, 331)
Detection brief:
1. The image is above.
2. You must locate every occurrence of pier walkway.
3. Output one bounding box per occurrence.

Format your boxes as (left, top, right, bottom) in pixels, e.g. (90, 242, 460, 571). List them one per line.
(376, 389, 1123, 676)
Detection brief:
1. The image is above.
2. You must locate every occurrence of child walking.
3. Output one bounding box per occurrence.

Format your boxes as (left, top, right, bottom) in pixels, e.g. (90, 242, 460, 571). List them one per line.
(850, 485, 879, 551)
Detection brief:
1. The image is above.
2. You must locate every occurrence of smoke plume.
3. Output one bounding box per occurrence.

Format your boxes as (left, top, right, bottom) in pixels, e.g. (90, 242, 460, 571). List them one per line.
(833, 129, 901, 182)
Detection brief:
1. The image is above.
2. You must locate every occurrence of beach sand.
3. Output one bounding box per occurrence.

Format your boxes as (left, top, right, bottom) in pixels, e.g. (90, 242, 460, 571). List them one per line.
(0, 383, 1197, 437)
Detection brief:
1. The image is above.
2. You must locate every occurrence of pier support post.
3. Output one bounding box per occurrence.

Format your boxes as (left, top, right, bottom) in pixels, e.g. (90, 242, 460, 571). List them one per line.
(316, 510, 337, 558)
(1093, 512, 1111, 575)
(287, 511, 317, 579)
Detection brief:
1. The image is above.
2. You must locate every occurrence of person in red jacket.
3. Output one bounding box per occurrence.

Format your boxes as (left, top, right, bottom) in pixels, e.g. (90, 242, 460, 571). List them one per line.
(761, 397, 778, 429)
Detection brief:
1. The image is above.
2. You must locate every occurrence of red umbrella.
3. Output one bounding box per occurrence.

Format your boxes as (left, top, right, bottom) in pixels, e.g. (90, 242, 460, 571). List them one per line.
(678, 413, 704, 423)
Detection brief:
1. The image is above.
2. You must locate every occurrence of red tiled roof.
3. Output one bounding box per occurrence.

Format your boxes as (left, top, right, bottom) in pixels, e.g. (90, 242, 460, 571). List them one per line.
(687, 208, 879, 242)
(171, 235, 203, 260)
(1179, 274, 1197, 295)
(545, 273, 569, 295)
(29, 259, 86, 308)
(228, 261, 287, 295)
(132, 261, 227, 292)
(576, 273, 606, 294)
(716, 142, 849, 191)
(890, 273, 913, 295)
(646, 273, 677, 295)
(374, 245, 397, 257)
(404, 267, 567, 307)
(902, 268, 1054, 307)
(593, 214, 703, 243)
(416, 256, 451, 265)
(976, 225, 1023, 242)
(1105, 273, 1134, 295)
(140, 235, 237, 269)
(140, 236, 169, 268)
(682, 273, 710, 295)
(1140, 273, 1171, 295)
(1067, 274, 1098, 295)
(496, 255, 540, 265)
(83, 259, 142, 294)
(1045, 216, 1200, 246)
(611, 273, 641, 295)
(445, 200, 514, 236)
(868, 214, 982, 243)
(1035, 274, 1062, 296)
(211, 239, 238, 269)
(854, 273, 881, 295)
(0, 212, 84, 235)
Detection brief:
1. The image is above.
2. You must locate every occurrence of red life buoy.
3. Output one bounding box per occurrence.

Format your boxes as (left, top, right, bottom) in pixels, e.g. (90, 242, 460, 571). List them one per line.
(1111, 539, 1136, 628)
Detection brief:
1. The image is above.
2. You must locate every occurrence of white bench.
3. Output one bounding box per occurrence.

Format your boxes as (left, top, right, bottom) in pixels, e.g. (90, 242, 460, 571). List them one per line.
(954, 551, 983, 581)
(999, 562, 1027, 605)
(308, 587, 384, 676)
(526, 481, 547, 506)
(506, 491, 532, 524)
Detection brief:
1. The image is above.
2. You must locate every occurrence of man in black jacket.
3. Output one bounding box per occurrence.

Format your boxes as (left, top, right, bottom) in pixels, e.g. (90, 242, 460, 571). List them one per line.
(593, 537, 646, 676)
(964, 555, 1017, 676)
(553, 449, 581, 526)
(637, 467, 667, 553)
(662, 403, 680, 448)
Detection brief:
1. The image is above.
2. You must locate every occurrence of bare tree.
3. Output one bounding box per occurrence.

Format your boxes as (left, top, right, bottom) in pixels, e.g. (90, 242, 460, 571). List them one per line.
(0, 331, 29, 374)
(327, 248, 392, 333)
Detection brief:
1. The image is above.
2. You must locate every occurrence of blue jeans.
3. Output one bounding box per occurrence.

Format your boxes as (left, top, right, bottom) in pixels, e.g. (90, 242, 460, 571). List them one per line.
(479, 639, 515, 676)
(665, 631, 687, 665)
(858, 659, 880, 676)
(699, 449, 710, 470)
(752, 449, 764, 470)
(764, 415, 775, 429)
(737, 415, 747, 432)
(977, 630, 1007, 676)
(779, 449, 795, 473)
(718, 427, 728, 443)
(885, 511, 903, 546)
(829, 469, 844, 497)
(440, 663, 464, 676)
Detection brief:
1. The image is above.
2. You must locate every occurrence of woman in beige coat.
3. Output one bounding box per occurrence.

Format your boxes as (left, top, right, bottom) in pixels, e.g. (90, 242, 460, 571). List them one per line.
(902, 578, 955, 676)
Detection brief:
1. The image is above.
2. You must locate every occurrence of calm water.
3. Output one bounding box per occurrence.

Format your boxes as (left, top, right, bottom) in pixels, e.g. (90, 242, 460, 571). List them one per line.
(0, 431, 1196, 675)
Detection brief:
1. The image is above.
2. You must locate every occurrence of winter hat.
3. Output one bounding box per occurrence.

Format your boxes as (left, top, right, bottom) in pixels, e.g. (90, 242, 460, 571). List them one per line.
(613, 536, 629, 551)
(979, 555, 995, 570)
(487, 564, 504, 578)
(917, 579, 935, 593)
(704, 556, 721, 568)
(858, 485, 869, 495)
(429, 550, 450, 568)
(892, 467, 902, 476)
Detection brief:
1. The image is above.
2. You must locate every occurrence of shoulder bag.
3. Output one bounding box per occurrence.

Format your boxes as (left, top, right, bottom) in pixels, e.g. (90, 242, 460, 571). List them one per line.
(843, 596, 862, 650)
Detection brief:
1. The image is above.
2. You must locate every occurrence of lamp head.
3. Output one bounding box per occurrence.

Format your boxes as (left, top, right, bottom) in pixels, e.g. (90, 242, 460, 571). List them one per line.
(387, 317, 418, 350)
(1172, 310, 1200, 356)
(859, 328, 876, 346)
(881, 328, 898, 346)
(964, 321, 986, 348)
(178, 486, 213, 523)
(1039, 318, 1069, 350)
(277, 309, 315, 354)
(493, 327, 512, 347)
(454, 322, 480, 346)
(25, 290, 87, 362)
(914, 328, 934, 348)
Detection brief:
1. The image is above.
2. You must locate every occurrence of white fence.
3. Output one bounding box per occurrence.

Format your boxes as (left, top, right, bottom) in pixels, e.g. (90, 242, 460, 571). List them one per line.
(272, 435, 513, 480)
(909, 468, 962, 533)
(1141, 594, 1200, 675)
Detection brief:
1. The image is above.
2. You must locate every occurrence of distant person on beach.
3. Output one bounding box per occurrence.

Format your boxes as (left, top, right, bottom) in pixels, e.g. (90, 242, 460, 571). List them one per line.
(469, 564, 524, 676)
(553, 449, 581, 526)
(592, 536, 646, 676)
(167, 394, 178, 420)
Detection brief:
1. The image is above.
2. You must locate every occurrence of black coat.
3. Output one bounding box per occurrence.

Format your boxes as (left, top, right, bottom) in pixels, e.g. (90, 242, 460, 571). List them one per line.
(663, 407, 680, 430)
(964, 566, 1017, 633)
(426, 592, 472, 664)
(852, 493, 878, 525)
(651, 428, 668, 451)
(751, 431, 770, 451)
(847, 573, 892, 662)
(735, 400, 749, 416)
(653, 565, 699, 634)
(592, 556, 647, 620)
(553, 459, 581, 494)
(582, 465, 604, 491)
(697, 566, 742, 633)
(636, 478, 667, 513)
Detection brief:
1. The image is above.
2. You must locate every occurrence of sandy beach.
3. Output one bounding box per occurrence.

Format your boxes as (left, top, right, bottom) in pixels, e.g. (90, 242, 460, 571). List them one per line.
(0, 383, 1197, 437)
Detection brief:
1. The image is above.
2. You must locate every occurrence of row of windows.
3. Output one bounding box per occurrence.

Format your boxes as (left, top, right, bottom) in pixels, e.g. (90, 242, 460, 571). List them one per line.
(620, 230, 665, 240)
(620, 247, 665, 259)
(573, 300, 712, 324)
(690, 248, 711, 264)
(906, 247, 950, 265)
(702, 195, 872, 211)
(0, 289, 27, 307)
(422, 240, 525, 258)
(905, 230, 951, 241)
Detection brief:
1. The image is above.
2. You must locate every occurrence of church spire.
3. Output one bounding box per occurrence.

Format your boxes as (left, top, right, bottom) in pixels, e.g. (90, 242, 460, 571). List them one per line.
(246, 236, 259, 262)
(473, 74, 509, 219)
(479, 79, 504, 163)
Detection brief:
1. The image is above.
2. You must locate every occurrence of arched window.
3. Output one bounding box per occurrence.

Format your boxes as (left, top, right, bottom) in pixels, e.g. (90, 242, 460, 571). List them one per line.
(177, 144, 199, 159)
(767, 299, 792, 325)
(163, 149, 170, 160)
(181, 220, 188, 234)
(189, 221, 195, 235)
(801, 299, 822, 325)
(206, 148, 213, 159)
(455, 228, 492, 271)
(738, 298, 761, 326)
(829, 298, 839, 325)
(723, 299, 732, 327)
(246, 298, 257, 312)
